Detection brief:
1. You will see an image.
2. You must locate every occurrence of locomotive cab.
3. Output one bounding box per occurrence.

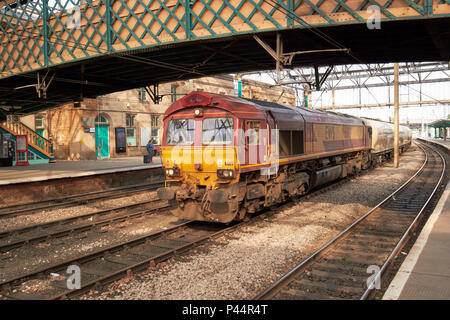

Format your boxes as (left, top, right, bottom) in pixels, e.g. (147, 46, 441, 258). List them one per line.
(158, 92, 246, 222)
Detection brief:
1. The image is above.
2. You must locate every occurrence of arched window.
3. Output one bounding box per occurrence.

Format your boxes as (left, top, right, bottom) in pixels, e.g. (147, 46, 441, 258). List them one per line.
(95, 114, 109, 124)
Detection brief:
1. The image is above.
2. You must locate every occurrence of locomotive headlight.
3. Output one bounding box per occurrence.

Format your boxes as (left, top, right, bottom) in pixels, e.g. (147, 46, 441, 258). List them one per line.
(165, 168, 180, 176)
(194, 109, 203, 117)
(217, 169, 234, 179)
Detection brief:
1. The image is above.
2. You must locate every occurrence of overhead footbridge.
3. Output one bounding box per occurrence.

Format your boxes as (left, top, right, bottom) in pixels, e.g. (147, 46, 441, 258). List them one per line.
(0, 0, 449, 118)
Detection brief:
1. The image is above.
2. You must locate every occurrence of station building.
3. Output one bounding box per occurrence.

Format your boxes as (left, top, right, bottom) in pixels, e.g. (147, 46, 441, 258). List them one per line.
(1, 76, 295, 164)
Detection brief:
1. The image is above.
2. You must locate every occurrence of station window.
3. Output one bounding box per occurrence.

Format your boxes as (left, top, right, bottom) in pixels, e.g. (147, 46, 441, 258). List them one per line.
(95, 114, 109, 124)
(151, 128, 160, 145)
(126, 114, 136, 147)
(151, 115, 160, 144)
(170, 85, 178, 103)
(35, 116, 44, 129)
(35, 116, 44, 137)
(151, 115, 159, 127)
(138, 88, 147, 102)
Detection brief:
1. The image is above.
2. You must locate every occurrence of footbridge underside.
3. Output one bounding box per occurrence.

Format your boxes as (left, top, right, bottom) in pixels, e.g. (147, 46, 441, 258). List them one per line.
(0, 0, 449, 116)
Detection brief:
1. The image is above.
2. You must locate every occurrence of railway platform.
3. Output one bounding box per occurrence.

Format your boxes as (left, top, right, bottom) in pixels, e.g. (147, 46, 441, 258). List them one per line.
(0, 156, 164, 208)
(0, 156, 162, 186)
(383, 139, 450, 300)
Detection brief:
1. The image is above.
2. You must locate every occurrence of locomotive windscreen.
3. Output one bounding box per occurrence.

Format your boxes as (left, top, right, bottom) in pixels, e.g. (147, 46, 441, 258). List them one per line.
(202, 117, 234, 145)
(166, 119, 196, 145)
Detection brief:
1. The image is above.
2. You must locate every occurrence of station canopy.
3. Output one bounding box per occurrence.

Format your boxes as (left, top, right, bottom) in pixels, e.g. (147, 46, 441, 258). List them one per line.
(428, 119, 450, 128)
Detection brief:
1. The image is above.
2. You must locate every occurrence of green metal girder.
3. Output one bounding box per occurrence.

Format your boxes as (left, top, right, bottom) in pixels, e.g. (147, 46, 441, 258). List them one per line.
(0, 0, 449, 80)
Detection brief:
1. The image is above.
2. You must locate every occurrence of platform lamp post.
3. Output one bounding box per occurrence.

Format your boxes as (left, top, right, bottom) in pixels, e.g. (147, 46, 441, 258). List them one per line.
(394, 63, 399, 168)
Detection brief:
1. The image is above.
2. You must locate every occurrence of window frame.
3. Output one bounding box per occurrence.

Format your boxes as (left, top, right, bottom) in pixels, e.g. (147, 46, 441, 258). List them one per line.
(201, 117, 234, 146)
(35, 116, 44, 129)
(95, 114, 109, 125)
(138, 87, 147, 102)
(151, 115, 159, 127)
(279, 130, 304, 157)
(170, 85, 178, 103)
(126, 114, 137, 147)
(246, 120, 260, 146)
(165, 118, 196, 146)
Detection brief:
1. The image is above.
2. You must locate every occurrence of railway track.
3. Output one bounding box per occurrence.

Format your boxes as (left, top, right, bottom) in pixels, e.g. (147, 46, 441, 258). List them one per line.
(0, 174, 354, 300)
(0, 220, 242, 300)
(0, 181, 164, 219)
(0, 165, 372, 300)
(0, 199, 169, 252)
(0, 145, 426, 300)
(256, 141, 446, 300)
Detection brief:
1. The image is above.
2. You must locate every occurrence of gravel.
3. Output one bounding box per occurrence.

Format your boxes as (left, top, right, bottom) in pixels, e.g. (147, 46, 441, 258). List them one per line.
(0, 205, 180, 283)
(0, 191, 159, 232)
(80, 146, 424, 300)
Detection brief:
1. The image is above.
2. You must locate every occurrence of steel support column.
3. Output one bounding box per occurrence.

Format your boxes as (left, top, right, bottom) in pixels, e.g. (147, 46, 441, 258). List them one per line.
(394, 62, 399, 168)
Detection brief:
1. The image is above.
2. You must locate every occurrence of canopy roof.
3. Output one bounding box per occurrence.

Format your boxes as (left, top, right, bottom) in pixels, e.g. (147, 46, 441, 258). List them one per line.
(428, 119, 450, 128)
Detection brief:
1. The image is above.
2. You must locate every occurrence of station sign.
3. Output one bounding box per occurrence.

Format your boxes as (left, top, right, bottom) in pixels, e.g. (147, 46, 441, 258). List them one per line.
(115, 127, 127, 153)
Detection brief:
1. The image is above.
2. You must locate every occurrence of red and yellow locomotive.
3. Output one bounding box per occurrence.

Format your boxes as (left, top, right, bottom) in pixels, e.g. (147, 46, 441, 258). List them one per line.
(158, 92, 378, 223)
(157, 92, 392, 223)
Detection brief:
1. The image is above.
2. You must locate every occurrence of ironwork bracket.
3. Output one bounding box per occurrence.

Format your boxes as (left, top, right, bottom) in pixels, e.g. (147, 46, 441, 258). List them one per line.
(284, 49, 349, 65)
(314, 65, 333, 91)
(14, 70, 55, 99)
(253, 34, 288, 64)
(144, 84, 161, 104)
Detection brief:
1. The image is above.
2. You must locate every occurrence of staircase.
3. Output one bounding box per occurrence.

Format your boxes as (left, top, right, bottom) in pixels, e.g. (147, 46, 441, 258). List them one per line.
(0, 121, 55, 164)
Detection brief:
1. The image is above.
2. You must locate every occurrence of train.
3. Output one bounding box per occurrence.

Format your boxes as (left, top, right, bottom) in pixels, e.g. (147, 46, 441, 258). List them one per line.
(157, 92, 412, 223)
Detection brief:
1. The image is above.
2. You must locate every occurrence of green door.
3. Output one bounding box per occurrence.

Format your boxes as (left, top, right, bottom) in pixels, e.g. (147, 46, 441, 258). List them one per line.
(95, 124, 109, 158)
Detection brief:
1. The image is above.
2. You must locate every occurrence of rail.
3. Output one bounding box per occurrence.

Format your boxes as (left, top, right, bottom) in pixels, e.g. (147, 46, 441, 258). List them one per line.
(256, 141, 446, 300)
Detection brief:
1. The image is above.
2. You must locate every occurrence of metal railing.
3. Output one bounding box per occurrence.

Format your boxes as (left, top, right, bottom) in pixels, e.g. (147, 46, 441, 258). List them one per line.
(0, 121, 54, 158)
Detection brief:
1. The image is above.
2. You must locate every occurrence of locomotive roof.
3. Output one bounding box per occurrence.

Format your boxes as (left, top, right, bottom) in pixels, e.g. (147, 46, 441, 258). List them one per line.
(243, 98, 365, 126)
(165, 92, 365, 128)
